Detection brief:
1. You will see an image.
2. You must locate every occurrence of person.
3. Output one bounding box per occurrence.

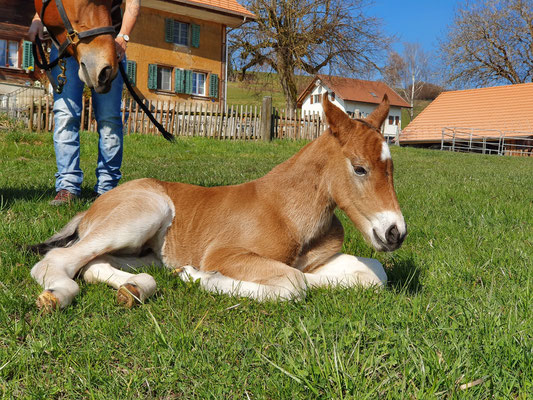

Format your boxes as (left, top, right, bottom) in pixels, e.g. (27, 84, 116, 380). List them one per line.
(27, 0, 140, 205)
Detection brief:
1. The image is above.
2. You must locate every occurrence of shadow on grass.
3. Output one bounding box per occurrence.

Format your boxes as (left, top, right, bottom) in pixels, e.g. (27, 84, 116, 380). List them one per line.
(386, 256, 423, 294)
(0, 187, 53, 209)
(0, 187, 99, 210)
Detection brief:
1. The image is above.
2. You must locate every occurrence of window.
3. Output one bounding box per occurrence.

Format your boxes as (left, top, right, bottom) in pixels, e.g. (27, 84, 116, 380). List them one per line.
(388, 116, 394, 125)
(157, 66, 172, 91)
(165, 19, 200, 48)
(148, 64, 173, 91)
(192, 72, 206, 95)
(395, 116, 400, 125)
(148, 65, 218, 98)
(330, 92, 335, 101)
(173, 21, 189, 46)
(313, 94, 320, 103)
(0, 39, 18, 68)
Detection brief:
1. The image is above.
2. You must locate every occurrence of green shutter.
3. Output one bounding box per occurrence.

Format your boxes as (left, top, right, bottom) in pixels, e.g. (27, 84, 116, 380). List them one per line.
(175, 69, 185, 93)
(165, 18, 174, 43)
(191, 24, 200, 48)
(22, 41, 34, 69)
(148, 64, 158, 89)
(209, 73, 219, 98)
(126, 60, 137, 86)
(184, 70, 193, 94)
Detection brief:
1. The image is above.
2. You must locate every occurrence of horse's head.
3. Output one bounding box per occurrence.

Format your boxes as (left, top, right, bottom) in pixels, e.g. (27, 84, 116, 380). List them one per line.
(35, 0, 118, 93)
(323, 94, 407, 252)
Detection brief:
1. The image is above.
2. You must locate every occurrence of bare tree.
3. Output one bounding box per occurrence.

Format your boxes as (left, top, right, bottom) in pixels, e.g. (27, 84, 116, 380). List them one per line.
(382, 43, 429, 120)
(230, 0, 389, 109)
(440, 0, 533, 87)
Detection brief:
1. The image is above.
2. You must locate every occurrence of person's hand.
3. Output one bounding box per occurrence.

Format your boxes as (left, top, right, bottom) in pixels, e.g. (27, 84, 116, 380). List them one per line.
(115, 37, 127, 61)
(27, 18, 45, 42)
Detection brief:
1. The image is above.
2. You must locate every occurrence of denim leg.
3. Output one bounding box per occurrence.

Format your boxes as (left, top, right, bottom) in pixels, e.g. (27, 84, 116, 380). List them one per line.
(51, 50, 85, 196)
(92, 58, 125, 194)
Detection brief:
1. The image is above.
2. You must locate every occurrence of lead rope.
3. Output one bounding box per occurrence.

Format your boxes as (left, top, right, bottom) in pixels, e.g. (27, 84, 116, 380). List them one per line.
(119, 62, 174, 142)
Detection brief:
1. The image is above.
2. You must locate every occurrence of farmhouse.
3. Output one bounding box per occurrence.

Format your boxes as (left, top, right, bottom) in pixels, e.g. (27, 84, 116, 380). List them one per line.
(400, 83, 533, 156)
(297, 75, 411, 138)
(126, 0, 255, 105)
(0, 2, 43, 94)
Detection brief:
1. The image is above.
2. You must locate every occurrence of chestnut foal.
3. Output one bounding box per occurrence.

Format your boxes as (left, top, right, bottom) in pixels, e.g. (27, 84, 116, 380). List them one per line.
(31, 95, 406, 311)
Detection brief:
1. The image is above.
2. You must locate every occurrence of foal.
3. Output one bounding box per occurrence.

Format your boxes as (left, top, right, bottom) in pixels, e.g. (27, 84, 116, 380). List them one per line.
(31, 95, 406, 310)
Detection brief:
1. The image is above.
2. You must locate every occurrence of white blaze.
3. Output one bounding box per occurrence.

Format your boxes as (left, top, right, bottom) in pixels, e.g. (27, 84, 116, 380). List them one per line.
(380, 141, 391, 161)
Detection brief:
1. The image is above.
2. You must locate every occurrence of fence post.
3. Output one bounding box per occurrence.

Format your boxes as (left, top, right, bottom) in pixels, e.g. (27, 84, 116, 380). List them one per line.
(395, 125, 400, 146)
(28, 96, 34, 131)
(260, 96, 273, 141)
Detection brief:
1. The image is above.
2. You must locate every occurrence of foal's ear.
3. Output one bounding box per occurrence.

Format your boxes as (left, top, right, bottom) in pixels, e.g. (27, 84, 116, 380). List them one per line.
(365, 94, 390, 129)
(322, 93, 352, 143)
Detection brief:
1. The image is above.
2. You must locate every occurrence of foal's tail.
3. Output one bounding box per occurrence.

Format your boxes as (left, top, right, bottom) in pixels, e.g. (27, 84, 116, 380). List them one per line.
(28, 211, 87, 255)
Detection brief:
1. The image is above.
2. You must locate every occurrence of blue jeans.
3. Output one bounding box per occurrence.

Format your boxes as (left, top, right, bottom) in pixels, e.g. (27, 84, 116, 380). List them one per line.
(51, 48, 125, 196)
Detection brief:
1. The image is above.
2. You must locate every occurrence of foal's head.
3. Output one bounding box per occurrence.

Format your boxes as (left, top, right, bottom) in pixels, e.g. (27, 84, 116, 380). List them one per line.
(35, 0, 118, 93)
(323, 94, 407, 252)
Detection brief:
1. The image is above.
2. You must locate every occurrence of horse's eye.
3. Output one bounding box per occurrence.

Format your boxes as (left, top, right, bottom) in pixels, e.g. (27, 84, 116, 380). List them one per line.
(353, 166, 367, 176)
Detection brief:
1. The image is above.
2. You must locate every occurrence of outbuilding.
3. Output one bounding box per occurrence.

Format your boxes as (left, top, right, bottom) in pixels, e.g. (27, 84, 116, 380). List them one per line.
(400, 83, 533, 156)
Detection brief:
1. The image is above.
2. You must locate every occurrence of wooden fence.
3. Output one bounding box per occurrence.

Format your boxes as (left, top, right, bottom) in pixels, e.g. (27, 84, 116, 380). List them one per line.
(5, 94, 327, 141)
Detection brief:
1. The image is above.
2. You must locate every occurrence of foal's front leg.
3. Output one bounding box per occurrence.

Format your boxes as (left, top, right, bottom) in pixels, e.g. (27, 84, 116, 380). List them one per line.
(178, 246, 309, 300)
(304, 253, 387, 288)
(295, 216, 387, 288)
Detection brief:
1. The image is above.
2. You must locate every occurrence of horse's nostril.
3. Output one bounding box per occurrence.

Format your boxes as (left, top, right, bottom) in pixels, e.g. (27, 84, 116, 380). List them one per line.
(98, 65, 113, 85)
(386, 224, 400, 244)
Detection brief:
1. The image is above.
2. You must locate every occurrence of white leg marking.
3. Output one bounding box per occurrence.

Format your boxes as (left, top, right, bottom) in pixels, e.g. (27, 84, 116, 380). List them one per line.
(31, 248, 82, 307)
(82, 257, 156, 302)
(305, 253, 387, 288)
(177, 266, 304, 301)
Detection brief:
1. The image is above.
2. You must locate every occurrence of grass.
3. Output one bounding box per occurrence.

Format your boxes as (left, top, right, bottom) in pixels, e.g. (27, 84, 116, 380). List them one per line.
(0, 128, 532, 399)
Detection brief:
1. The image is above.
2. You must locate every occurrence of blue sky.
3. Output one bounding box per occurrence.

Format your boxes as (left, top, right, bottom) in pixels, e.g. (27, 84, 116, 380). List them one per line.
(367, 0, 459, 54)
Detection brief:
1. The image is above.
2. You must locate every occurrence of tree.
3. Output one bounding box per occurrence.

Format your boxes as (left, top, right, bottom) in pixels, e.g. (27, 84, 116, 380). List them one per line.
(440, 0, 533, 87)
(230, 0, 389, 109)
(382, 43, 430, 120)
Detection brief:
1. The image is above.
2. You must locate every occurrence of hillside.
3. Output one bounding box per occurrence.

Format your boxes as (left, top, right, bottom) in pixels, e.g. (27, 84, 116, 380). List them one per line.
(227, 72, 432, 125)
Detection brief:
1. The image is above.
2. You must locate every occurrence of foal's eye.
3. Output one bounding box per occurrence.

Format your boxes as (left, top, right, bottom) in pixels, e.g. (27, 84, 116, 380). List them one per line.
(353, 166, 368, 176)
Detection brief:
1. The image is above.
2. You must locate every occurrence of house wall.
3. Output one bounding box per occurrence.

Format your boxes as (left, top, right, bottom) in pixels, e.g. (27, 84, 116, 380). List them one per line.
(0, 2, 44, 88)
(127, 6, 224, 104)
(301, 83, 403, 136)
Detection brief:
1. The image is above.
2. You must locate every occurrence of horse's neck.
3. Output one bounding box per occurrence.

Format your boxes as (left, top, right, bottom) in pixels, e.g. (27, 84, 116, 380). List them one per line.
(258, 135, 337, 242)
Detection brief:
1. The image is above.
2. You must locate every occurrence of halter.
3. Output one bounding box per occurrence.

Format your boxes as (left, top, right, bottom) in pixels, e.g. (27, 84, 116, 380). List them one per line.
(31, 0, 175, 141)
(33, 0, 116, 93)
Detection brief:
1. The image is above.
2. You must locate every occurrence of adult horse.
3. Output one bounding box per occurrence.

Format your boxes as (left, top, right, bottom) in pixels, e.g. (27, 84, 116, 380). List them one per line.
(30, 95, 407, 311)
(35, 0, 118, 93)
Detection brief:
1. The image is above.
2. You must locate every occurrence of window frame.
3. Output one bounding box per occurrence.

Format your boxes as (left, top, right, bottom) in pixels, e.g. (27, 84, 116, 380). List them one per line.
(0, 39, 19, 68)
(191, 71, 207, 96)
(172, 20, 189, 46)
(154, 65, 173, 92)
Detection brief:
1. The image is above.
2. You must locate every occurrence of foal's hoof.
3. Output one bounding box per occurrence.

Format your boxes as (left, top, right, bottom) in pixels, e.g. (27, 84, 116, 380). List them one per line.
(36, 290, 59, 312)
(117, 284, 141, 308)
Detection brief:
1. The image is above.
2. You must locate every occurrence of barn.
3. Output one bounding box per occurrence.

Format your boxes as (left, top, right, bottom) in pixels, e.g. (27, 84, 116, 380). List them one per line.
(400, 83, 533, 156)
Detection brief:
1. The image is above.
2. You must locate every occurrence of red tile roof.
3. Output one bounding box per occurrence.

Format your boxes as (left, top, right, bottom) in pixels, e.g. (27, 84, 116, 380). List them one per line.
(400, 83, 533, 143)
(297, 75, 411, 108)
(178, 0, 255, 18)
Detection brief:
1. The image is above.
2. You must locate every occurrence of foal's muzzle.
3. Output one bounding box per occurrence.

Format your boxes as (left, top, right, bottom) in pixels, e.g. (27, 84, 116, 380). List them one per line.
(373, 224, 407, 252)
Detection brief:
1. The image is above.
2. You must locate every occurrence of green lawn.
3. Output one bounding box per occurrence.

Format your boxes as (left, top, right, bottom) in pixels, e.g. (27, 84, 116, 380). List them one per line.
(0, 130, 531, 399)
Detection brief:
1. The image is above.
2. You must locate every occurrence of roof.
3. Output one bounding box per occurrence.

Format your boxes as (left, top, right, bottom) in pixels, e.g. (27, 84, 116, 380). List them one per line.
(400, 83, 533, 143)
(175, 0, 255, 19)
(297, 75, 411, 108)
